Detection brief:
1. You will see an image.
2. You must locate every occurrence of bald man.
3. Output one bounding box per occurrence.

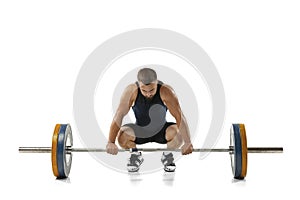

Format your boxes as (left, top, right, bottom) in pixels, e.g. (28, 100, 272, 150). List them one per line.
(106, 68, 193, 172)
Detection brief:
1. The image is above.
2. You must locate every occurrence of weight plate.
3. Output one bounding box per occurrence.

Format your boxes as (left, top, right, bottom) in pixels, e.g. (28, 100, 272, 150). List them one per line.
(230, 124, 248, 179)
(51, 124, 60, 177)
(239, 124, 248, 179)
(52, 124, 73, 179)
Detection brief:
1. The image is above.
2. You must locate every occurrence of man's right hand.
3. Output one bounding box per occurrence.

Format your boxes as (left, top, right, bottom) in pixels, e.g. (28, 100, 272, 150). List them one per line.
(106, 142, 119, 155)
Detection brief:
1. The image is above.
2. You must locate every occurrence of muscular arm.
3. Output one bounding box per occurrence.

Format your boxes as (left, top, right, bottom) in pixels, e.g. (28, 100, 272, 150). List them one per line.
(160, 85, 191, 144)
(108, 84, 137, 143)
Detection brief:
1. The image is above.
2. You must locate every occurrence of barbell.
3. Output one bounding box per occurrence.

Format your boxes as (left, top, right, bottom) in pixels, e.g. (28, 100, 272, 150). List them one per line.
(19, 123, 283, 179)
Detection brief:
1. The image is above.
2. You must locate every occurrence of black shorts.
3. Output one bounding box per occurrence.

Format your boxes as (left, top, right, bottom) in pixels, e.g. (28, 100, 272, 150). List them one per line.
(122, 122, 176, 144)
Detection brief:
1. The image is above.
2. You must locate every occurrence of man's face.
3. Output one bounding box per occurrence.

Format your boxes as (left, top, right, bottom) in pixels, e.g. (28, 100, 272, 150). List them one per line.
(139, 81, 158, 99)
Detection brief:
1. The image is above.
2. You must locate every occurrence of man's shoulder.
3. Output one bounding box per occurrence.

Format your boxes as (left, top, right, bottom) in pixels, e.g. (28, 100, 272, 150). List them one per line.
(125, 83, 138, 91)
(160, 84, 176, 99)
(160, 84, 174, 93)
(123, 83, 138, 101)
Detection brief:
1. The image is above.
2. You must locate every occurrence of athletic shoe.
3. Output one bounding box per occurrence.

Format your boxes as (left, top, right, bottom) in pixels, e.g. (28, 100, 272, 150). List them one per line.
(161, 152, 176, 172)
(127, 152, 144, 172)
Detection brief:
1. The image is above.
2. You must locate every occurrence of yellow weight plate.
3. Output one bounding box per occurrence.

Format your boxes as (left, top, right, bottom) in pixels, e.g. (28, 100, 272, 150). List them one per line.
(51, 124, 60, 178)
(239, 124, 248, 179)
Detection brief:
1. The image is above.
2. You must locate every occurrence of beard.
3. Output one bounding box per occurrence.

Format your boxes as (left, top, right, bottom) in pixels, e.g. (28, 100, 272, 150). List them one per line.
(145, 96, 154, 101)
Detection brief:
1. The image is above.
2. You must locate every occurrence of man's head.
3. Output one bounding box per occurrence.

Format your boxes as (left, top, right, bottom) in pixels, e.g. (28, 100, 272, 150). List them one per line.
(137, 68, 158, 99)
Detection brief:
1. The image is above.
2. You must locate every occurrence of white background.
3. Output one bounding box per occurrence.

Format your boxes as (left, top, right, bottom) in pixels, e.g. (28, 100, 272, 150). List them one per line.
(1, 0, 299, 199)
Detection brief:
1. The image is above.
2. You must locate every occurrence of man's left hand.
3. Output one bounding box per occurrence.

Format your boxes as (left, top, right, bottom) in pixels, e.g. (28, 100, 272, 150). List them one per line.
(181, 142, 193, 155)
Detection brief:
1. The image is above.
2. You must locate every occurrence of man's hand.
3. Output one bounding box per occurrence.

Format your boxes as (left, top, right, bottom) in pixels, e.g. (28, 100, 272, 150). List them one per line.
(181, 142, 193, 155)
(106, 142, 119, 155)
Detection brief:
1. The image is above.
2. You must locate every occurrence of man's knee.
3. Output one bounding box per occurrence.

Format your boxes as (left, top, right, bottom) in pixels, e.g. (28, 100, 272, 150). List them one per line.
(166, 125, 183, 148)
(117, 127, 135, 148)
(166, 125, 180, 141)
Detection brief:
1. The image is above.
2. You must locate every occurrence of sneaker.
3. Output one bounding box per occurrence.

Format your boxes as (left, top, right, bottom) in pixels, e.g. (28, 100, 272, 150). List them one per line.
(127, 152, 144, 172)
(161, 152, 176, 172)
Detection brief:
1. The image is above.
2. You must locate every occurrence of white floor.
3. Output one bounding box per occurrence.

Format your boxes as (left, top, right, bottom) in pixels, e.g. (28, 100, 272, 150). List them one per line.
(13, 145, 288, 200)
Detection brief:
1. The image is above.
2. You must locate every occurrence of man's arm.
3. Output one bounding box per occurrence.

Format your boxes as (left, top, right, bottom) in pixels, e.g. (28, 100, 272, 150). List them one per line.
(106, 84, 137, 154)
(160, 85, 193, 155)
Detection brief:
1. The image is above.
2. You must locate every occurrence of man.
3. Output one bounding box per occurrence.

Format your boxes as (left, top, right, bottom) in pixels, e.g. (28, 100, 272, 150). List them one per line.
(106, 68, 193, 172)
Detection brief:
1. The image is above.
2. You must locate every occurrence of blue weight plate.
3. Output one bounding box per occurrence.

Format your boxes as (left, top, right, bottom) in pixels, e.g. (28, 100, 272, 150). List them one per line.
(232, 124, 243, 179)
(57, 124, 68, 178)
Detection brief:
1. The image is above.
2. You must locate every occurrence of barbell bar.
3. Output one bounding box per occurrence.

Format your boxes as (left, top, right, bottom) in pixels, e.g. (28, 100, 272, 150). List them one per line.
(19, 147, 283, 153)
(18, 123, 283, 179)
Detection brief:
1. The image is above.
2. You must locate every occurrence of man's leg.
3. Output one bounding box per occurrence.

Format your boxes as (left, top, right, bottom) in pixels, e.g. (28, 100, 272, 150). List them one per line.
(165, 124, 183, 149)
(162, 124, 183, 172)
(117, 126, 136, 149)
(117, 126, 144, 172)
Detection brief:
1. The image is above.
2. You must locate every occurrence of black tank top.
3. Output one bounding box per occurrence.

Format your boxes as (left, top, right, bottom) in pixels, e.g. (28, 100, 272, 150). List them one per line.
(132, 81, 167, 131)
